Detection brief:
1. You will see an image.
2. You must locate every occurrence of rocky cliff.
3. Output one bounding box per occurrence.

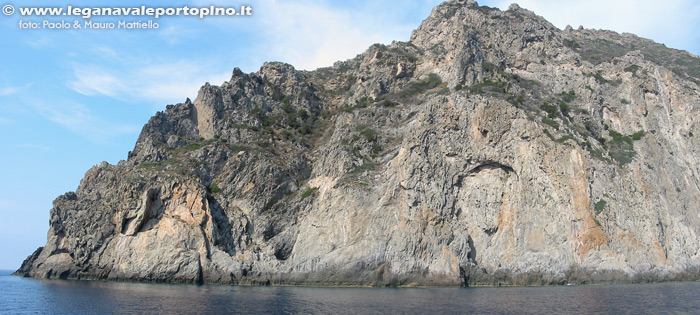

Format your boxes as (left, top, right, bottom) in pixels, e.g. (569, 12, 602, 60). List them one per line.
(15, 0, 700, 286)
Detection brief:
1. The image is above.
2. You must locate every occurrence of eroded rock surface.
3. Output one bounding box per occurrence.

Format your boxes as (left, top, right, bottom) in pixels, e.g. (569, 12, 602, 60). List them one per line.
(16, 0, 700, 286)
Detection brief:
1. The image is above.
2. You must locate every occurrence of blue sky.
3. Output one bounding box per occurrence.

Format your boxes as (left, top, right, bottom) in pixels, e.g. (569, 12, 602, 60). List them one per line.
(1, 0, 699, 270)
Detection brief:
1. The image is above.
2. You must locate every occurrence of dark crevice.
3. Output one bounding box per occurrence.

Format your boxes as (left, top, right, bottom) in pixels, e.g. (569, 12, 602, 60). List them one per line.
(467, 161, 515, 176)
(484, 227, 498, 236)
(467, 235, 478, 265)
(120, 217, 134, 234)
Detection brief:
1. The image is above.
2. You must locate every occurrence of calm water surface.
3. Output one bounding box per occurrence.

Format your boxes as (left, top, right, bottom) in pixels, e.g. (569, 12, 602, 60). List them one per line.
(1, 270, 699, 314)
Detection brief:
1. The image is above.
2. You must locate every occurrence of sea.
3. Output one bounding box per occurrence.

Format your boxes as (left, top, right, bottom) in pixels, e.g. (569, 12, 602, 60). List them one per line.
(1, 270, 699, 314)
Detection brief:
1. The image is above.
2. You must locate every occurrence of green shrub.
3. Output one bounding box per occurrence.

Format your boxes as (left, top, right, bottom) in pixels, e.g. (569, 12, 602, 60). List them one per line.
(607, 130, 636, 165)
(559, 103, 569, 116)
(349, 162, 376, 175)
(297, 124, 311, 135)
(563, 39, 580, 50)
(482, 61, 498, 73)
(587, 71, 611, 84)
(209, 183, 221, 193)
(355, 96, 370, 108)
(434, 87, 450, 95)
(282, 103, 294, 113)
(632, 130, 645, 140)
(232, 123, 258, 131)
(540, 101, 558, 118)
(624, 64, 640, 74)
(300, 187, 315, 199)
(560, 90, 576, 103)
(556, 135, 572, 143)
(399, 73, 442, 97)
(297, 109, 309, 120)
(271, 86, 284, 101)
(262, 116, 275, 127)
(543, 129, 554, 140)
(360, 128, 377, 141)
(609, 130, 624, 143)
(183, 143, 202, 151)
(382, 99, 398, 107)
(609, 148, 636, 165)
(542, 117, 559, 130)
(594, 200, 607, 214)
(469, 80, 508, 95)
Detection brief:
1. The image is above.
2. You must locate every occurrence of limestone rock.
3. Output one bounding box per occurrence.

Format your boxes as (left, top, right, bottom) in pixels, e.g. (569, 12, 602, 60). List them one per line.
(16, 0, 700, 286)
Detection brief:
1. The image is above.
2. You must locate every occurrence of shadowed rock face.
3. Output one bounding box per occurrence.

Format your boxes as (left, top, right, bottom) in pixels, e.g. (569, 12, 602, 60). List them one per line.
(15, 0, 700, 286)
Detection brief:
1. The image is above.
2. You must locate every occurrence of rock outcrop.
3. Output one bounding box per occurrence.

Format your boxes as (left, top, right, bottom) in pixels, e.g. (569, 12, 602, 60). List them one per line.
(15, 0, 700, 286)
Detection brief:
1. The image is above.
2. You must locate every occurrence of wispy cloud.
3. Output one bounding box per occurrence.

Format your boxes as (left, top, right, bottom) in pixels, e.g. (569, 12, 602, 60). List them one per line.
(255, 0, 391, 70)
(28, 100, 140, 143)
(491, 0, 700, 53)
(0, 83, 33, 96)
(66, 66, 126, 99)
(66, 60, 230, 104)
(195, 0, 428, 71)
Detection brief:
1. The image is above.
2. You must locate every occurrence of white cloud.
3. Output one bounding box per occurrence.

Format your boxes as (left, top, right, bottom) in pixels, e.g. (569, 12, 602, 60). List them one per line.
(196, 0, 429, 71)
(66, 60, 230, 104)
(29, 100, 140, 143)
(66, 66, 126, 99)
(490, 0, 700, 53)
(254, 0, 393, 70)
(0, 83, 33, 96)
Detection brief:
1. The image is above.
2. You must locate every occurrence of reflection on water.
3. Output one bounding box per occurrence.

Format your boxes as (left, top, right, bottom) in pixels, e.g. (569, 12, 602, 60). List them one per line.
(1, 270, 699, 314)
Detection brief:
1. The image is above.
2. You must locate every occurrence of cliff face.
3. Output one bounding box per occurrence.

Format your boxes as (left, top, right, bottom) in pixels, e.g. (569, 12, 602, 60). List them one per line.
(16, 0, 700, 286)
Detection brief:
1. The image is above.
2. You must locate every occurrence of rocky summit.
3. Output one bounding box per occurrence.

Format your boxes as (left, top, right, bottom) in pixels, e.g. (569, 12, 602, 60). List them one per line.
(15, 0, 700, 286)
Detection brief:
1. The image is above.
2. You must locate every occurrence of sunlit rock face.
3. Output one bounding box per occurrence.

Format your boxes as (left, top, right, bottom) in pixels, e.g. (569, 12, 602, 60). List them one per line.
(16, 0, 700, 286)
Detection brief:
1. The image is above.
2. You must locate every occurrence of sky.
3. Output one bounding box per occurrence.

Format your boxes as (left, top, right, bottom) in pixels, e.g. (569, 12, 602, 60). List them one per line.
(0, 0, 699, 270)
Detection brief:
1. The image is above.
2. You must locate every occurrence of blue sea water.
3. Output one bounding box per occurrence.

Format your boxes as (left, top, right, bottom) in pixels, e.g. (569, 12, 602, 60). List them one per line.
(1, 270, 699, 314)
